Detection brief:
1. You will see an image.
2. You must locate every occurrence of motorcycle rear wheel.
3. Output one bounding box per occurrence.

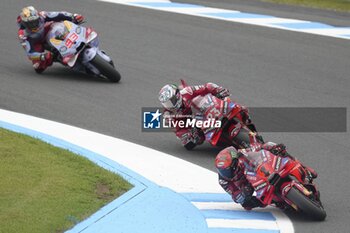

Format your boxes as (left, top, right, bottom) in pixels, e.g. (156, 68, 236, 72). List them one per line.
(90, 54, 121, 83)
(286, 187, 326, 221)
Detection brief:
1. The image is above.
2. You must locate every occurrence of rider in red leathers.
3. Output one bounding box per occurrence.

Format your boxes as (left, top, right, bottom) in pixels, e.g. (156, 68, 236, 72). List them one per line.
(17, 6, 84, 73)
(158, 82, 257, 150)
(215, 143, 318, 210)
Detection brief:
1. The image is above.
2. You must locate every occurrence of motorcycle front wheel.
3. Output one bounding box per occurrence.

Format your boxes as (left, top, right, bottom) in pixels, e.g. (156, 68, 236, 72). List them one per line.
(90, 54, 121, 83)
(286, 187, 326, 221)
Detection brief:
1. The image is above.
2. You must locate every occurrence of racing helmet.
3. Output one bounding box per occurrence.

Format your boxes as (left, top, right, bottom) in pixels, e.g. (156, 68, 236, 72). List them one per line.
(20, 6, 41, 31)
(158, 84, 183, 111)
(215, 147, 240, 180)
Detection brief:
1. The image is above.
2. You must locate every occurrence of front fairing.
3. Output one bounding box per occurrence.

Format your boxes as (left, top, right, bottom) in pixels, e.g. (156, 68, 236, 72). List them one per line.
(46, 21, 88, 66)
(242, 150, 293, 205)
(191, 94, 236, 144)
(191, 95, 236, 119)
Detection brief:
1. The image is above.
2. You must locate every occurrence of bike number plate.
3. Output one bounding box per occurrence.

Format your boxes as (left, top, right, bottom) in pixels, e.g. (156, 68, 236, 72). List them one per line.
(65, 33, 79, 48)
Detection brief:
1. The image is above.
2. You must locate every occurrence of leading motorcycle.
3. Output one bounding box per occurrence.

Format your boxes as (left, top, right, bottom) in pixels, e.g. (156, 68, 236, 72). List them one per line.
(46, 20, 121, 82)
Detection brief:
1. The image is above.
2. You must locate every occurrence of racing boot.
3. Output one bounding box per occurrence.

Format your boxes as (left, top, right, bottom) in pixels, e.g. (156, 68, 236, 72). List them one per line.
(33, 63, 45, 74)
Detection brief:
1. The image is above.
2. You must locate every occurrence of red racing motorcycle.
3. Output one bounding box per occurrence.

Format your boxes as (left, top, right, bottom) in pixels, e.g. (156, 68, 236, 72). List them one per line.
(239, 146, 326, 220)
(180, 79, 263, 149)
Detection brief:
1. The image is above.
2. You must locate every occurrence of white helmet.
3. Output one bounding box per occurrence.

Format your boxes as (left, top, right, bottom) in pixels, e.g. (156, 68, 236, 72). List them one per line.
(158, 84, 183, 111)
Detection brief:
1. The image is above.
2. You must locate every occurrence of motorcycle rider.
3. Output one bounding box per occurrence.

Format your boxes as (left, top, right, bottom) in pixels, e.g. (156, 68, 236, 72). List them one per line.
(158, 82, 259, 150)
(215, 143, 318, 210)
(17, 6, 84, 73)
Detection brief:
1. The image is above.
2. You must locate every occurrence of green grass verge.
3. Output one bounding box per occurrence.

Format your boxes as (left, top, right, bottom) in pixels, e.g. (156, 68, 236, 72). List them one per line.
(0, 127, 132, 233)
(262, 0, 350, 12)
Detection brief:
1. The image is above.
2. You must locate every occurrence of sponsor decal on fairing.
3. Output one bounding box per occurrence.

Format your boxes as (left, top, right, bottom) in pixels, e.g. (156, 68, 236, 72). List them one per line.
(255, 182, 267, 191)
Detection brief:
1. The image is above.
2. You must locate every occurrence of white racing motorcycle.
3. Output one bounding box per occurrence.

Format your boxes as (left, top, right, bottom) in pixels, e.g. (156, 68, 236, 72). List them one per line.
(46, 20, 121, 82)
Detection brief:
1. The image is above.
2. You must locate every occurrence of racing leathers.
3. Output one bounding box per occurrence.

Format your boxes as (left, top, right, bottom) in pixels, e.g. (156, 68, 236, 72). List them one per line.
(217, 142, 318, 210)
(163, 83, 254, 150)
(217, 145, 263, 210)
(17, 10, 84, 73)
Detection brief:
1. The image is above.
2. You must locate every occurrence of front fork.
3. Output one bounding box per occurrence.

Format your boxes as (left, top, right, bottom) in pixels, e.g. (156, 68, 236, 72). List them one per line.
(280, 178, 319, 210)
(75, 36, 113, 75)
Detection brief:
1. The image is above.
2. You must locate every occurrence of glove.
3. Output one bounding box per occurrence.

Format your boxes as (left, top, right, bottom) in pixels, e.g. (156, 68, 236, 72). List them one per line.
(216, 87, 230, 99)
(18, 29, 27, 42)
(73, 14, 84, 24)
(39, 51, 52, 62)
(270, 143, 287, 156)
(242, 196, 263, 210)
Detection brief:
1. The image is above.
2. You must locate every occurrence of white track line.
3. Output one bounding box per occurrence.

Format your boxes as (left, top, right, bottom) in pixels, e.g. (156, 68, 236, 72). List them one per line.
(0, 109, 294, 233)
(207, 219, 279, 230)
(98, 0, 350, 40)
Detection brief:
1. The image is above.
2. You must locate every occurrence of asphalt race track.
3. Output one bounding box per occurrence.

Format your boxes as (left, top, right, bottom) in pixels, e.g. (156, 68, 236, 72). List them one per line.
(1, 0, 349, 232)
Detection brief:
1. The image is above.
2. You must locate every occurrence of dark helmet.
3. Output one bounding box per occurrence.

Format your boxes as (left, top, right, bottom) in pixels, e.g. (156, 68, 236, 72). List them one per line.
(20, 6, 41, 32)
(215, 147, 240, 180)
(158, 84, 183, 111)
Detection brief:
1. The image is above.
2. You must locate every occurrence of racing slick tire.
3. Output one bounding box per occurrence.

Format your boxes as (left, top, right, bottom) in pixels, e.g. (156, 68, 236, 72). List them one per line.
(286, 187, 326, 221)
(90, 54, 121, 83)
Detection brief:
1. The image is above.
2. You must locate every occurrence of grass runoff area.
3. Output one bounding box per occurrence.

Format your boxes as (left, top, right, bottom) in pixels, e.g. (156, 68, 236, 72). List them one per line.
(262, 0, 350, 12)
(0, 128, 132, 233)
